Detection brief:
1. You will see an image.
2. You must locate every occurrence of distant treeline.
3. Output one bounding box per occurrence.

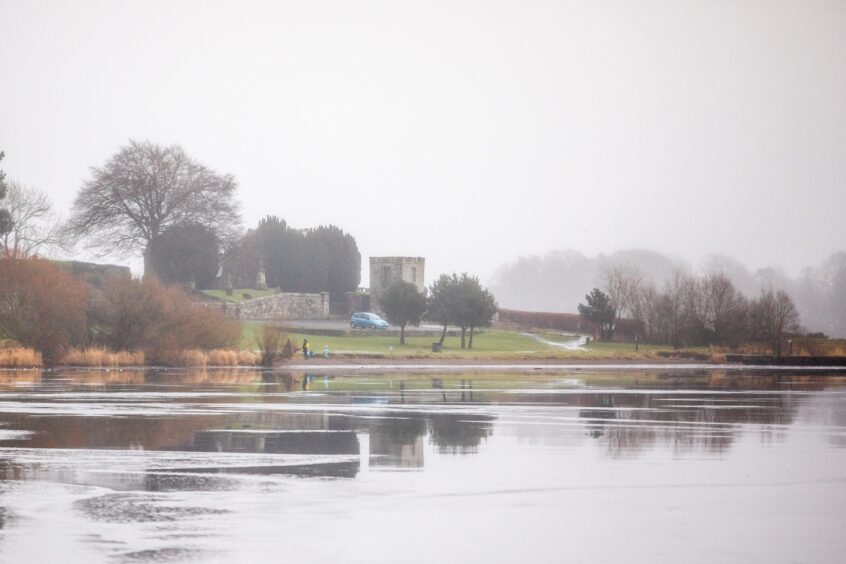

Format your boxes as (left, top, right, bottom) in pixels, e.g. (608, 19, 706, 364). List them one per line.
(223, 216, 360, 294)
(577, 264, 803, 354)
(491, 249, 846, 338)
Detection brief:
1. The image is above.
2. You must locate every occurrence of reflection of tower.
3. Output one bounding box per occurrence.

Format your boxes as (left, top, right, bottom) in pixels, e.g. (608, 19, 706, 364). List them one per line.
(368, 416, 427, 468)
(369, 433, 425, 468)
(369, 257, 425, 313)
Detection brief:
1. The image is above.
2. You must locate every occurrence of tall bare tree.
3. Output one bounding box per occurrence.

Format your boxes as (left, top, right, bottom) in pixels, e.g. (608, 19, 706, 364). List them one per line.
(2, 181, 66, 258)
(630, 283, 660, 343)
(658, 268, 691, 349)
(67, 140, 241, 271)
(600, 262, 643, 340)
(701, 271, 748, 346)
(751, 288, 800, 357)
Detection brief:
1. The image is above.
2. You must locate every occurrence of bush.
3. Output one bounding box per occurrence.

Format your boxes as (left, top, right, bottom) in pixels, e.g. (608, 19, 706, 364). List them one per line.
(0, 258, 88, 364)
(89, 275, 242, 363)
(256, 324, 287, 366)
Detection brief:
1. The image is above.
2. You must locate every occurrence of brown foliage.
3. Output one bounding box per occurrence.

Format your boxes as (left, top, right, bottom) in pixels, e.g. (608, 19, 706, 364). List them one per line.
(89, 274, 242, 363)
(256, 324, 288, 366)
(0, 258, 88, 363)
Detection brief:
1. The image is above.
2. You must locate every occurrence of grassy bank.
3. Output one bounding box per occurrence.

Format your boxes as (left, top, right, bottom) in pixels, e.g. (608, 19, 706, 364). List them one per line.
(202, 288, 278, 303)
(241, 323, 699, 360)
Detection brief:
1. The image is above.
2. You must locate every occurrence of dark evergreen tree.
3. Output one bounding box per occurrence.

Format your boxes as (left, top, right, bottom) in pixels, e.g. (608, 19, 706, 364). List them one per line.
(254, 216, 360, 293)
(578, 288, 616, 340)
(147, 223, 220, 289)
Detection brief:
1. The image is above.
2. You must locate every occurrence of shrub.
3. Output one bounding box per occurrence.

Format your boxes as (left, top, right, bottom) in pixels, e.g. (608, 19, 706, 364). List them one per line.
(89, 275, 242, 364)
(257, 325, 287, 366)
(0, 258, 88, 364)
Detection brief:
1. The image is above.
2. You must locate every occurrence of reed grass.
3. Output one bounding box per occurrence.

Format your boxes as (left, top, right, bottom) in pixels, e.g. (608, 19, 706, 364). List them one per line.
(59, 348, 145, 367)
(158, 349, 260, 367)
(0, 347, 43, 367)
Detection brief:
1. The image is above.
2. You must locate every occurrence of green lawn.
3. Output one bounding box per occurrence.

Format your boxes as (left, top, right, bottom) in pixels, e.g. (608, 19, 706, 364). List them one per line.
(241, 323, 698, 360)
(203, 288, 278, 303)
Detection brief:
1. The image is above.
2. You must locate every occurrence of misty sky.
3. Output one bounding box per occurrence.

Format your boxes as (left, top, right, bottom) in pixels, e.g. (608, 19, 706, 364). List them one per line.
(1, 0, 844, 285)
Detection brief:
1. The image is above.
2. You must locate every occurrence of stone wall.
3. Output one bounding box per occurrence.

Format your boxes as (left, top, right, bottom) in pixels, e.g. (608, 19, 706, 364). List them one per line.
(229, 292, 330, 320)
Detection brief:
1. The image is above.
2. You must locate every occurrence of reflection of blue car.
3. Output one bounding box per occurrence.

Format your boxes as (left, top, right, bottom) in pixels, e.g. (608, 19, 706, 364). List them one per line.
(350, 312, 389, 330)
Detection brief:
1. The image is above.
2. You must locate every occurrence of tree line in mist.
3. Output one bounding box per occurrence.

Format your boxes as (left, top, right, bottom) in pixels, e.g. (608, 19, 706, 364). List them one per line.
(491, 249, 846, 338)
(579, 265, 800, 354)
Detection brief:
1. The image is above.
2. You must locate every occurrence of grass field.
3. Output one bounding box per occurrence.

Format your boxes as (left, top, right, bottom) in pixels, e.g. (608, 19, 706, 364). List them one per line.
(241, 323, 692, 360)
(203, 288, 278, 303)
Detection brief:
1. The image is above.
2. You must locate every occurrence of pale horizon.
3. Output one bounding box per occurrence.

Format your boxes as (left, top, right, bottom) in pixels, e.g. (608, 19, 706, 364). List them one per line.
(2, 0, 845, 285)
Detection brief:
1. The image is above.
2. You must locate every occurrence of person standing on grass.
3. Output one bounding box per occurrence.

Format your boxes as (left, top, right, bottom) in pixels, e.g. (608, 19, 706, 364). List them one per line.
(302, 339, 310, 360)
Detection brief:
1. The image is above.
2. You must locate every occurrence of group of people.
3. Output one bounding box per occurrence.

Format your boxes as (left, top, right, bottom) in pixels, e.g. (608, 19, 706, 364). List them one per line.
(301, 339, 329, 360)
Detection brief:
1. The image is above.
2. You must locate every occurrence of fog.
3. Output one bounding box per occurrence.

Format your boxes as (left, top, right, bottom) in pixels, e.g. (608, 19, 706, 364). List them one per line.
(1, 0, 844, 285)
(491, 248, 846, 337)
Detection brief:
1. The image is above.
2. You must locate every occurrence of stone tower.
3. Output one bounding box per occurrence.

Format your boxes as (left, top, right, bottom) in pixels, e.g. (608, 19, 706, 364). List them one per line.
(369, 257, 425, 312)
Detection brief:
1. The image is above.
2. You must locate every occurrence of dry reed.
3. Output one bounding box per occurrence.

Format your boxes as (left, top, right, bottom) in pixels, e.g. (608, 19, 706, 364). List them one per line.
(237, 350, 260, 366)
(0, 348, 43, 367)
(59, 348, 145, 367)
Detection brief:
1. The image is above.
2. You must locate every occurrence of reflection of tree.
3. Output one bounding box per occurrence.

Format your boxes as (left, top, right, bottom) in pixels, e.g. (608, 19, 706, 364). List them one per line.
(576, 388, 802, 458)
(0, 413, 223, 451)
(428, 413, 495, 454)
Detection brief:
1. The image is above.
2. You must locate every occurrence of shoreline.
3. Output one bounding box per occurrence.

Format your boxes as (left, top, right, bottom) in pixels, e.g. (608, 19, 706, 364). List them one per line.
(4, 357, 846, 372)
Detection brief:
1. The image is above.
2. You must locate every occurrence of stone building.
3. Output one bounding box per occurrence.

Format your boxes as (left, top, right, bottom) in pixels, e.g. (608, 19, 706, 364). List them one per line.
(369, 257, 425, 312)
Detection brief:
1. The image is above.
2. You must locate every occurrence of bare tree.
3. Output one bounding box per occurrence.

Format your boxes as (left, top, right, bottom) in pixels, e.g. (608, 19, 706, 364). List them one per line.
(600, 262, 643, 339)
(2, 181, 66, 258)
(630, 283, 660, 343)
(67, 140, 241, 270)
(701, 271, 748, 346)
(657, 269, 691, 349)
(751, 288, 801, 357)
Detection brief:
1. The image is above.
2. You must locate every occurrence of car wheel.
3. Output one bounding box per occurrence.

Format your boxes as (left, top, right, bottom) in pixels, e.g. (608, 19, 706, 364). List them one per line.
(350, 322, 357, 329)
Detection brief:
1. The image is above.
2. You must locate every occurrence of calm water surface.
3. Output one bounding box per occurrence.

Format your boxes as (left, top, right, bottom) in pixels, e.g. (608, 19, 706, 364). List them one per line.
(0, 368, 844, 563)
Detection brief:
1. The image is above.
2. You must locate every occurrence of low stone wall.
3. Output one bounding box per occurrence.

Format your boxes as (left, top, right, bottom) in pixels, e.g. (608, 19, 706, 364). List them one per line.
(227, 292, 330, 321)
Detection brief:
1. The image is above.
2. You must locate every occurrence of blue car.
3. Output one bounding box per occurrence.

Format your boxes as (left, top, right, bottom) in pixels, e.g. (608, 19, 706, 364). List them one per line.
(350, 312, 389, 330)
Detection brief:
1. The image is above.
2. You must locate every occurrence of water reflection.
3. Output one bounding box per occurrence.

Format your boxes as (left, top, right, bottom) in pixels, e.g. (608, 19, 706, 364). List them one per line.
(573, 389, 800, 457)
(369, 417, 427, 468)
(429, 413, 494, 454)
(0, 368, 845, 563)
